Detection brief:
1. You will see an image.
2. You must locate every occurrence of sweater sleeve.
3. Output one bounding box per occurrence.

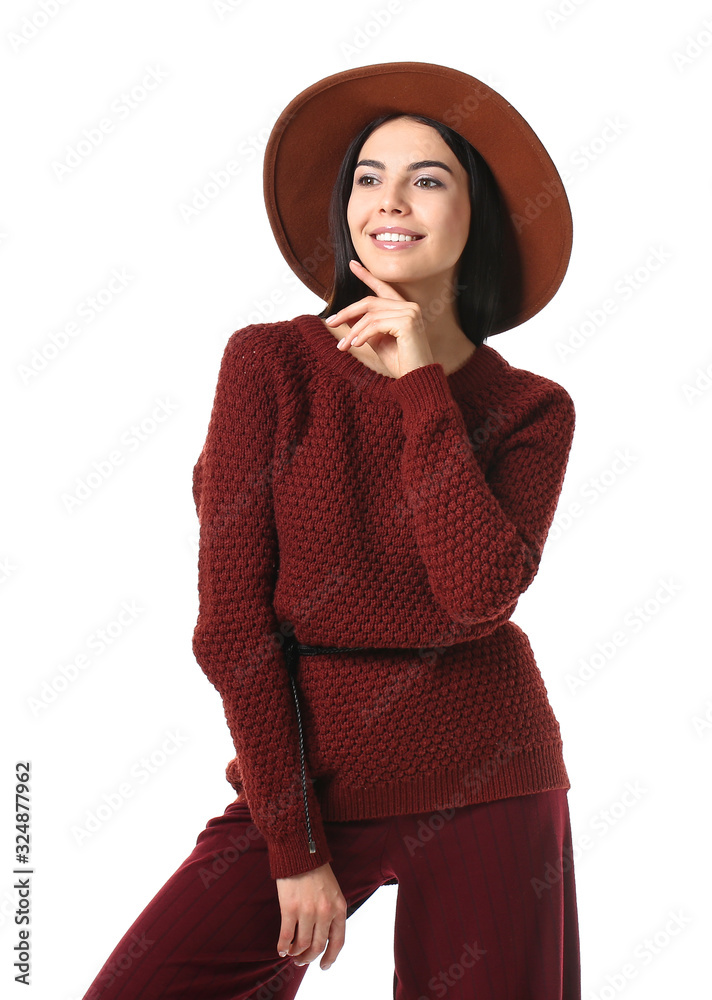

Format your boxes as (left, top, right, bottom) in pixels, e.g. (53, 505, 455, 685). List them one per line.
(192, 326, 333, 880)
(388, 361, 575, 626)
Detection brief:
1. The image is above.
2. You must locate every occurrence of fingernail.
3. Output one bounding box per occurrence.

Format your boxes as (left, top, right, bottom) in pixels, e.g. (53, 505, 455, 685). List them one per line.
(322, 962, 332, 970)
(349, 259, 361, 265)
(325, 314, 337, 323)
(337, 337, 346, 349)
(278, 950, 287, 957)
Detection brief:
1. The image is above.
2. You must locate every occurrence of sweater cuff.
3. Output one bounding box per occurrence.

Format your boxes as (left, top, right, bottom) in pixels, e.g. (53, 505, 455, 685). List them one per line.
(388, 362, 454, 420)
(265, 824, 334, 880)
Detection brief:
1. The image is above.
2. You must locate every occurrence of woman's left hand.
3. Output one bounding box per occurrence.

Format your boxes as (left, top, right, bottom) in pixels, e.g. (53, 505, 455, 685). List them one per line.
(325, 259, 434, 378)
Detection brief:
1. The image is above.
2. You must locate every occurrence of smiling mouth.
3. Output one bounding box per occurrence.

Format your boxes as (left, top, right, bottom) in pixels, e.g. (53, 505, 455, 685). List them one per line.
(369, 233, 426, 248)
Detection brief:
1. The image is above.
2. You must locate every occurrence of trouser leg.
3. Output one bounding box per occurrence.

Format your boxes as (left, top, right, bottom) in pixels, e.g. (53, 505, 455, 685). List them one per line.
(386, 789, 581, 1000)
(79, 798, 309, 1000)
(79, 797, 394, 1000)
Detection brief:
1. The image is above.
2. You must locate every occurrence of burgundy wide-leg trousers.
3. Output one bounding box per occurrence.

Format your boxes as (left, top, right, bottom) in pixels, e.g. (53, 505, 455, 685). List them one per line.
(80, 788, 581, 1000)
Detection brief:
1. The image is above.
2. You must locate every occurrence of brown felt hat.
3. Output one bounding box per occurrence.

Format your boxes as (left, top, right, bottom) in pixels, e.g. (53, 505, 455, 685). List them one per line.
(263, 61, 573, 335)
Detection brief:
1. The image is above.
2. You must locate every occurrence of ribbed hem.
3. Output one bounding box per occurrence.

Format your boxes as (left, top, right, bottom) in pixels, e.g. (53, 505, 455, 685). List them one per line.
(224, 763, 335, 880)
(264, 827, 334, 881)
(317, 742, 570, 821)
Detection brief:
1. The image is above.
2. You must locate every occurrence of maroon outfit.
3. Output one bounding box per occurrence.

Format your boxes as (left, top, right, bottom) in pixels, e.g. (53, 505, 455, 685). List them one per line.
(81, 313, 581, 998)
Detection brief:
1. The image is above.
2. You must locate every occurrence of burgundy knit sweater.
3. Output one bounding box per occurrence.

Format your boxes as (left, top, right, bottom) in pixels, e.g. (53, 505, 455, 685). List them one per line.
(191, 312, 576, 880)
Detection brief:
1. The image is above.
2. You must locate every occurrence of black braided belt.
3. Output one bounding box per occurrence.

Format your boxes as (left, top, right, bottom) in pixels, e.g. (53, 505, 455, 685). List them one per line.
(282, 634, 382, 855)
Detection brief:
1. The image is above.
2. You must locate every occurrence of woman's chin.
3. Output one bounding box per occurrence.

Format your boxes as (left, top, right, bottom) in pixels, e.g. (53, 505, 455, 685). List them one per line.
(357, 255, 420, 279)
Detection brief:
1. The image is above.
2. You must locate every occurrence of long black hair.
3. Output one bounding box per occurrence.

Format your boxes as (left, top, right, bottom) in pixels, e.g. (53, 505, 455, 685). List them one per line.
(318, 112, 509, 347)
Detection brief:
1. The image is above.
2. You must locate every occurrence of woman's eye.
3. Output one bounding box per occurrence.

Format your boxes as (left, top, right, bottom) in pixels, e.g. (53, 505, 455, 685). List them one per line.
(354, 175, 442, 188)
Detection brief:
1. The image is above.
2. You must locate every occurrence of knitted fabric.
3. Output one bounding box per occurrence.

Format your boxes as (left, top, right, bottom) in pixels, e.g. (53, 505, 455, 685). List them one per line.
(191, 312, 576, 880)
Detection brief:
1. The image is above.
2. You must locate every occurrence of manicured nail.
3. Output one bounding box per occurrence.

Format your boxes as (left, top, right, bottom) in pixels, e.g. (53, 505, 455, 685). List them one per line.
(349, 259, 361, 265)
(337, 337, 347, 349)
(322, 962, 332, 970)
(279, 950, 287, 957)
(325, 314, 337, 324)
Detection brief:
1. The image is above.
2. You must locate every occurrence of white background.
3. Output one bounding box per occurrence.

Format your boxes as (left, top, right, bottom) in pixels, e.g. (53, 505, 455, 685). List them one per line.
(2, 0, 711, 997)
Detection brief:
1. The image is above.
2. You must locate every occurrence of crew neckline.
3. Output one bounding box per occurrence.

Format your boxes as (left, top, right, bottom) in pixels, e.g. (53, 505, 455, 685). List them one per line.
(297, 313, 502, 400)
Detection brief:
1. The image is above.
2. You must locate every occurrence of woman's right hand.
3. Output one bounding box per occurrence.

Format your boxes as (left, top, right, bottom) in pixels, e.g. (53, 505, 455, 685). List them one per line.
(276, 861, 348, 972)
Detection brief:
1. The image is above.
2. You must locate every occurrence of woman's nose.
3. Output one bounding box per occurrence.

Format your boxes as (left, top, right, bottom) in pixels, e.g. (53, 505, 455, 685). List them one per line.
(377, 184, 409, 214)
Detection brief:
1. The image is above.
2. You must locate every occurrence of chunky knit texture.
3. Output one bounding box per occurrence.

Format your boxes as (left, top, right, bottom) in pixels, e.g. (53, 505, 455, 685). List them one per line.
(192, 312, 576, 880)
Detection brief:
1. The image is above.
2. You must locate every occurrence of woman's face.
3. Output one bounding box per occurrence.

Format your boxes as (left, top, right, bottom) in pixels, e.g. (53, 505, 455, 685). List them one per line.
(346, 117, 471, 294)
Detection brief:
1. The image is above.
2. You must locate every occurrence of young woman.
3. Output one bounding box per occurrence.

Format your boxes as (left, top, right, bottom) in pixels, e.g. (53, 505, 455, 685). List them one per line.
(81, 62, 581, 1000)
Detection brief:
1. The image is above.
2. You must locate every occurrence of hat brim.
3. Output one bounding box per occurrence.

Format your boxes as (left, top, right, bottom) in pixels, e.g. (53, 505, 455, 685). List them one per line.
(263, 61, 573, 335)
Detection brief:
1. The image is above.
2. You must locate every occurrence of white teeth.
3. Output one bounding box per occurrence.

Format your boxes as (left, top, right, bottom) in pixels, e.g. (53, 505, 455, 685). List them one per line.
(373, 232, 422, 241)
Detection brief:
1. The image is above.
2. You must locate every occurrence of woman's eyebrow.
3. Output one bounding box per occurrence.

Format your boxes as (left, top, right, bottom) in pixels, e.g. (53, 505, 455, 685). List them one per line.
(355, 158, 453, 175)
